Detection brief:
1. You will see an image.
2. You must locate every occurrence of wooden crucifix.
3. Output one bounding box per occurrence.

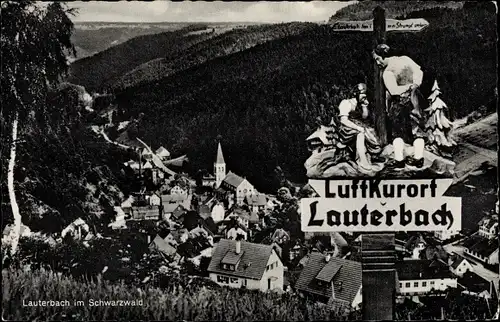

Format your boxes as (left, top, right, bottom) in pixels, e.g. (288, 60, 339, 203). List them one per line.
(362, 7, 396, 322)
(373, 6, 388, 146)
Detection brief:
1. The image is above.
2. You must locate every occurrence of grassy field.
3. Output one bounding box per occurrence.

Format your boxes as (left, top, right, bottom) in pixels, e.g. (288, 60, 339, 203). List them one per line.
(2, 268, 358, 321)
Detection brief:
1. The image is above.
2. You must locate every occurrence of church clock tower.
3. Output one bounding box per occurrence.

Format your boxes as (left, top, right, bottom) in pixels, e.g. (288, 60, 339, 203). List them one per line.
(214, 141, 226, 188)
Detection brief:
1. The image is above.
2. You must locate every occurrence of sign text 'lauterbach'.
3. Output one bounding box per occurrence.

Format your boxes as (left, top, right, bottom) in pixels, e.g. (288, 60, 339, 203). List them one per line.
(301, 179, 461, 232)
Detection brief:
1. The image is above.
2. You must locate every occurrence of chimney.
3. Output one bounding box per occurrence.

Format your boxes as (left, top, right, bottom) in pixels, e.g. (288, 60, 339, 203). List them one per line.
(235, 234, 243, 254)
(331, 280, 335, 299)
(325, 254, 331, 263)
(147, 235, 151, 244)
(235, 239, 241, 254)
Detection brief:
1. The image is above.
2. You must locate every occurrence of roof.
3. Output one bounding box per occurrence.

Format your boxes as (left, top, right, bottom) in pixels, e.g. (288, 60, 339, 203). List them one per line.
(130, 206, 160, 219)
(451, 255, 468, 270)
(396, 259, 452, 280)
(458, 271, 493, 295)
(222, 171, 245, 189)
(216, 142, 225, 164)
(163, 203, 184, 214)
(246, 194, 267, 206)
(295, 252, 362, 305)
(207, 239, 274, 280)
(161, 194, 187, 203)
(467, 237, 499, 258)
(156, 146, 170, 157)
(149, 235, 177, 257)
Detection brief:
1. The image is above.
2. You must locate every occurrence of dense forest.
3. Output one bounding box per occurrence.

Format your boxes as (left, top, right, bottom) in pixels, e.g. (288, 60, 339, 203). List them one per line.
(68, 24, 214, 92)
(109, 4, 496, 193)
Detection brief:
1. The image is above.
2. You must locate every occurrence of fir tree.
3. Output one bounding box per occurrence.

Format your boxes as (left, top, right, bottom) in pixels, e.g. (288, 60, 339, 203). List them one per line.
(424, 80, 457, 157)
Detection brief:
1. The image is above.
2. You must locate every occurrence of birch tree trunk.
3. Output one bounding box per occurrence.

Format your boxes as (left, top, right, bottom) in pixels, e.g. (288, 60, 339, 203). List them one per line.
(6, 111, 21, 256)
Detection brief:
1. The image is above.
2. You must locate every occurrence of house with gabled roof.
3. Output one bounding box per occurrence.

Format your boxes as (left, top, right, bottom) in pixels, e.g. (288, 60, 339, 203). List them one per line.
(448, 253, 474, 277)
(396, 259, 457, 296)
(295, 252, 362, 310)
(224, 220, 249, 241)
(149, 235, 181, 261)
(208, 238, 284, 292)
(245, 194, 267, 213)
(478, 215, 498, 239)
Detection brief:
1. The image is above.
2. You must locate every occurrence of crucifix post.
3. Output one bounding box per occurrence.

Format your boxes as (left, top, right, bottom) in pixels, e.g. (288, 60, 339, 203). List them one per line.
(373, 6, 388, 146)
(361, 6, 396, 322)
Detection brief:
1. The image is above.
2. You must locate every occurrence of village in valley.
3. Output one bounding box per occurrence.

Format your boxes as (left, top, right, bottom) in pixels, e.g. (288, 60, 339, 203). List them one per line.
(19, 118, 496, 314)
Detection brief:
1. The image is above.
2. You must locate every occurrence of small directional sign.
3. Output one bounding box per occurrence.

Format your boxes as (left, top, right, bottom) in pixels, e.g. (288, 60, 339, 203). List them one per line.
(330, 18, 429, 32)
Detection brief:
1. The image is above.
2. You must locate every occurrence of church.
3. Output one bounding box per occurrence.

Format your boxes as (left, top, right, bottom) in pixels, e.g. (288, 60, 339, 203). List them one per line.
(204, 142, 257, 206)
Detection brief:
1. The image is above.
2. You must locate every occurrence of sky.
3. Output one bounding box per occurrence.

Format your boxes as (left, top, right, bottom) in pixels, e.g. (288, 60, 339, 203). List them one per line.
(67, 1, 355, 23)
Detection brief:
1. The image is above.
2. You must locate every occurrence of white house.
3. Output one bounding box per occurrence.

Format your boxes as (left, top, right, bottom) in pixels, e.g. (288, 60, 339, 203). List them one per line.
(449, 254, 474, 277)
(225, 222, 248, 241)
(295, 252, 362, 310)
(434, 230, 459, 241)
(149, 194, 161, 206)
(207, 238, 284, 292)
(170, 185, 188, 196)
(61, 218, 90, 240)
(478, 215, 498, 239)
(396, 259, 457, 296)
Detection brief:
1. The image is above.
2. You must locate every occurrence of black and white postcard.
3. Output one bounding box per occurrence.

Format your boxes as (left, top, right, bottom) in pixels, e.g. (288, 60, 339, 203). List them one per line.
(2, 1, 498, 321)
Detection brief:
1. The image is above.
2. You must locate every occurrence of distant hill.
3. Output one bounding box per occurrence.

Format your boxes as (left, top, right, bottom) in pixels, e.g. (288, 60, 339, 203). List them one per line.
(108, 4, 496, 192)
(68, 25, 216, 92)
(70, 22, 192, 60)
(113, 22, 317, 91)
(329, 0, 463, 21)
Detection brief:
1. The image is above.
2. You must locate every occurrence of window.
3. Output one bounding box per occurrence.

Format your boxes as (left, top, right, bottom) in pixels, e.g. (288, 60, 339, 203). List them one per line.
(399, 283, 403, 288)
(422, 282, 427, 287)
(405, 282, 410, 288)
(230, 278, 239, 283)
(430, 281, 435, 285)
(217, 275, 229, 284)
(414, 282, 419, 287)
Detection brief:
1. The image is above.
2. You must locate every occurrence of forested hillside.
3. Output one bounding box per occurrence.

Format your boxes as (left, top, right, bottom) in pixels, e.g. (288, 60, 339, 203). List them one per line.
(1, 83, 136, 234)
(113, 22, 317, 91)
(68, 25, 214, 92)
(329, 0, 463, 21)
(111, 5, 496, 192)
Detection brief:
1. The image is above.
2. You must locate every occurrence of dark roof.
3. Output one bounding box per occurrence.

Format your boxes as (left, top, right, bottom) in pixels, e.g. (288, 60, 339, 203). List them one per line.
(295, 252, 362, 305)
(149, 235, 177, 257)
(451, 256, 467, 269)
(207, 239, 275, 280)
(396, 259, 453, 280)
(467, 237, 499, 257)
(222, 171, 245, 189)
(458, 271, 493, 295)
(221, 251, 244, 265)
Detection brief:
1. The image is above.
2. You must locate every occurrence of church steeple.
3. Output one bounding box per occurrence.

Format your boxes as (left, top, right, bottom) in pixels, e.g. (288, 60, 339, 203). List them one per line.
(214, 141, 226, 188)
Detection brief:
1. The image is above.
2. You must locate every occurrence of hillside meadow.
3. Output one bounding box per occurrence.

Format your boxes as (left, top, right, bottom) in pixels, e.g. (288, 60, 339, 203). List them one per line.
(2, 268, 359, 321)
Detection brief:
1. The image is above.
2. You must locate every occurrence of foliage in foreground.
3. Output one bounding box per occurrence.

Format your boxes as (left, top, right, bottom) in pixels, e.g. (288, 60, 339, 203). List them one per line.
(2, 268, 359, 321)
